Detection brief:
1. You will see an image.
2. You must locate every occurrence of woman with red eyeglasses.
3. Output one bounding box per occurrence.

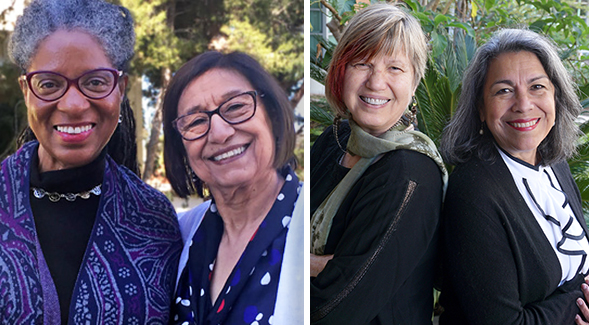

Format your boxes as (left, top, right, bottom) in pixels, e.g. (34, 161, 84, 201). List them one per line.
(2, 0, 182, 323)
(162, 51, 303, 325)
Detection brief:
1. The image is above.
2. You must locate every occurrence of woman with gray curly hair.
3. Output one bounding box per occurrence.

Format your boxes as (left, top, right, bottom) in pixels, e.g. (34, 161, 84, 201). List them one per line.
(1, 0, 182, 323)
(439, 29, 589, 324)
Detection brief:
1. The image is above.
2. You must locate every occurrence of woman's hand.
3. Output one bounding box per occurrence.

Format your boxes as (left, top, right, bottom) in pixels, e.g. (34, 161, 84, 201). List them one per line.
(310, 254, 333, 277)
(575, 281, 589, 324)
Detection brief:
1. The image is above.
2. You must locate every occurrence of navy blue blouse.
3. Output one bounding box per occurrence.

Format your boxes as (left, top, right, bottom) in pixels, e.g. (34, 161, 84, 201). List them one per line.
(173, 167, 300, 325)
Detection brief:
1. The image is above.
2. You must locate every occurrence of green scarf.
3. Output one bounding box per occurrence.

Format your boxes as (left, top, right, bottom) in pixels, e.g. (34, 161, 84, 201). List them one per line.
(310, 119, 448, 255)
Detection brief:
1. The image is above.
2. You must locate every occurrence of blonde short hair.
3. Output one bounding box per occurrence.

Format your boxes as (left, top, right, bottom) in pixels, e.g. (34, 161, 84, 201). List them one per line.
(325, 3, 427, 117)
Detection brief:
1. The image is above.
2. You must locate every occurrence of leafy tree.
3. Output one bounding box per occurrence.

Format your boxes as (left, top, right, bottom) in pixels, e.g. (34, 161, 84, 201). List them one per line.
(121, 0, 227, 180)
(223, 0, 304, 90)
(0, 59, 26, 159)
(124, 0, 302, 180)
(221, 18, 303, 91)
(0, 2, 27, 160)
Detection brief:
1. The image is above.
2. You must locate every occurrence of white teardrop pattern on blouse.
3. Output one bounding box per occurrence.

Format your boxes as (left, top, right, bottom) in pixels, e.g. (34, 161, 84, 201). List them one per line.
(260, 272, 271, 285)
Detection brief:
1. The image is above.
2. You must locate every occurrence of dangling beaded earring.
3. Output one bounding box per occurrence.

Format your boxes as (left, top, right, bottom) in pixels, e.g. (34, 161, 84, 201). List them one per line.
(479, 122, 484, 135)
(409, 96, 418, 125)
(190, 170, 198, 184)
(333, 115, 346, 154)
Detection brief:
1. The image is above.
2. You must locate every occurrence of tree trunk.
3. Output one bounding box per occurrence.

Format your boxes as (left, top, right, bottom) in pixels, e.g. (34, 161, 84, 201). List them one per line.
(426, 0, 442, 11)
(142, 67, 171, 181)
(127, 75, 144, 172)
(326, 18, 343, 42)
(142, 0, 176, 182)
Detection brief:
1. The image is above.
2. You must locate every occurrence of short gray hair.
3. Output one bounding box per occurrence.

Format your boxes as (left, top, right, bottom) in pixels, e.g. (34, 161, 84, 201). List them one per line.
(9, 0, 135, 72)
(440, 28, 581, 165)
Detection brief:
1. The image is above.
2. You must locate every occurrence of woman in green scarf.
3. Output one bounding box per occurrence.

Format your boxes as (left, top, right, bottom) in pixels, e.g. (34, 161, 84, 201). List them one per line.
(310, 3, 447, 324)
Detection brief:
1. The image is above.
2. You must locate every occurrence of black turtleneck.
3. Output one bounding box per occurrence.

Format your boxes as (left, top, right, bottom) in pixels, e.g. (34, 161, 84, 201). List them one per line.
(29, 149, 106, 324)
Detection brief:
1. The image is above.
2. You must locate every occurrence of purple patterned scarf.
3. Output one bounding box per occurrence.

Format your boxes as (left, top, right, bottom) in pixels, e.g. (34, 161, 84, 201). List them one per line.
(0, 141, 182, 324)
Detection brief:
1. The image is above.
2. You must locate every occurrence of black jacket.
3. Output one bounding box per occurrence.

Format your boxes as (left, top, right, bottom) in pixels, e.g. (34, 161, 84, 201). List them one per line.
(440, 152, 588, 324)
(311, 123, 444, 324)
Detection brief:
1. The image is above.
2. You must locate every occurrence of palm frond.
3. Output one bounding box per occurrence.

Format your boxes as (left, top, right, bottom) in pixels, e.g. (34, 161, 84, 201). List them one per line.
(311, 62, 327, 86)
(570, 120, 589, 218)
(310, 95, 334, 127)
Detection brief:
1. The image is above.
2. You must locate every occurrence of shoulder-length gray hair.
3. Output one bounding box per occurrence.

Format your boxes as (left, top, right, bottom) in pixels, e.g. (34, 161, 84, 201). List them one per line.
(440, 28, 581, 166)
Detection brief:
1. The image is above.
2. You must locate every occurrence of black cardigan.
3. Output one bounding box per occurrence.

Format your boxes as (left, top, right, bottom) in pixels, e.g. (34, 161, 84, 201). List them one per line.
(311, 122, 444, 324)
(440, 152, 588, 324)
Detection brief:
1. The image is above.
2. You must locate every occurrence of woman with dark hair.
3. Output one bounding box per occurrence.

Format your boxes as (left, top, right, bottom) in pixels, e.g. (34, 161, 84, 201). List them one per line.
(439, 29, 589, 324)
(163, 51, 303, 324)
(310, 3, 447, 324)
(1, 0, 182, 323)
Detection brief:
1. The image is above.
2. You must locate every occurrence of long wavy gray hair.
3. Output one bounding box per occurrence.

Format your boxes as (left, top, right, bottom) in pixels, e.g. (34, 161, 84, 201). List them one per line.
(440, 28, 581, 166)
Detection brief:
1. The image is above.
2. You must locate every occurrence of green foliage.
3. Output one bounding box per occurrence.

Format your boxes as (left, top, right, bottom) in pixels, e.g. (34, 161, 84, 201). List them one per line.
(309, 35, 335, 146)
(0, 29, 27, 159)
(222, 18, 303, 89)
(405, 0, 475, 58)
(310, 95, 334, 126)
(224, 0, 303, 90)
(309, 0, 589, 214)
(416, 30, 477, 146)
(310, 35, 336, 75)
(122, 0, 227, 88)
(294, 134, 305, 181)
(123, 0, 178, 75)
(570, 121, 589, 222)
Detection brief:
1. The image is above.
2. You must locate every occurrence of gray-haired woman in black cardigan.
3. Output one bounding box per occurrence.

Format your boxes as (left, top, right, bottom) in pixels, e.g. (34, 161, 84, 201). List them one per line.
(440, 28, 589, 325)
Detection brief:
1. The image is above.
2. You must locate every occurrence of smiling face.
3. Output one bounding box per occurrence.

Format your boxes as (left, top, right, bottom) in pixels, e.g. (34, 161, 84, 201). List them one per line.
(342, 51, 415, 136)
(20, 29, 125, 172)
(481, 51, 556, 165)
(178, 68, 276, 191)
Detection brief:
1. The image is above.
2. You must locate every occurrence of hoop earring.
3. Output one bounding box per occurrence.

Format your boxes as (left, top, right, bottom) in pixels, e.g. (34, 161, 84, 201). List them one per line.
(118, 114, 123, 124)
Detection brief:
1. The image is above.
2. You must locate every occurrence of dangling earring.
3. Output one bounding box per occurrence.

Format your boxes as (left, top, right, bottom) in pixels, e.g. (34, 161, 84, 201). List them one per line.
(184, 157, 197, 188)
(409, 96, 417, 124)
(333, 115, 346, 154)
(118, 114, 123, 124)
(202, 182, 210, 198)
(190, 170, 198, 184)
(479, 122, 484, 135)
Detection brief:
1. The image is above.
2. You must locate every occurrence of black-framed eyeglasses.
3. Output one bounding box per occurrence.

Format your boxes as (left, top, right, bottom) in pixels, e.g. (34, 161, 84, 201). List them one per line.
(173, 90, 258, 141)
(21, 68, 124, 102)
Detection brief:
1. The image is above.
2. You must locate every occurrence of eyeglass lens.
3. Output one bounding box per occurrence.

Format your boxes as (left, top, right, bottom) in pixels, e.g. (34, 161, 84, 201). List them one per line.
(177, 92, 256, 140)
(29, 69, 118, 101)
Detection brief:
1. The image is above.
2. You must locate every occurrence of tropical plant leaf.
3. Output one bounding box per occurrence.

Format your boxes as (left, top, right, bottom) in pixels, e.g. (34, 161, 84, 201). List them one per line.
(311, 62, 327, 86)
(310, 95, 334, 127)
(416, 62, 455, 145)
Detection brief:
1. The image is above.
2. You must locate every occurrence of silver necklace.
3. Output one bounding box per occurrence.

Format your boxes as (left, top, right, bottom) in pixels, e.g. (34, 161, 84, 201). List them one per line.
(31, 184, 102, 202)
